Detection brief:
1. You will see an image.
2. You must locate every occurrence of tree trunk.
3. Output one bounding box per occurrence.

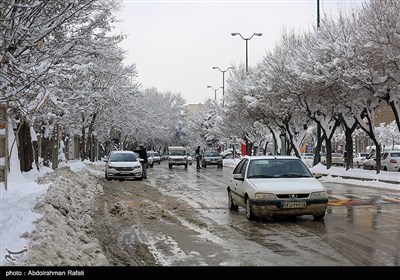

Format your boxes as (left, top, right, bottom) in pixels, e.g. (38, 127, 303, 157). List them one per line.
(17, 120, 33, 172)
(81, 113, 86, 160)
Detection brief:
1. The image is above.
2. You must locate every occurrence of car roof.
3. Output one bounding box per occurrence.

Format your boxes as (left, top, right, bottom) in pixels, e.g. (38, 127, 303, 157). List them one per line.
(243, 155, 298, 160)
(110, 150, 134, 154)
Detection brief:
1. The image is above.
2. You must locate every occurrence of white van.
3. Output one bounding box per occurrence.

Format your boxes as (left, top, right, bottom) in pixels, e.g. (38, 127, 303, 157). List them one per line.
(168, 146, 188, 169)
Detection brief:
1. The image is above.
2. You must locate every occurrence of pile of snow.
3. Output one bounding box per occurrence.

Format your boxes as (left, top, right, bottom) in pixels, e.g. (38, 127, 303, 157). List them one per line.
(1, 162, 108, 266)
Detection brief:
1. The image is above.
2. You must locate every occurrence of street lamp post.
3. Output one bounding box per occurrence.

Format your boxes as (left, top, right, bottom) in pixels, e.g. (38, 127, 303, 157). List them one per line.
(231, 33, 262, 74)
(207, 86, 222, 102)
(212, 66, 235, 107)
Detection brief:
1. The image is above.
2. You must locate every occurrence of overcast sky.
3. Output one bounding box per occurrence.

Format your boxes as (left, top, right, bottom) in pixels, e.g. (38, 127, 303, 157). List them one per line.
(114, 0, 365, 105)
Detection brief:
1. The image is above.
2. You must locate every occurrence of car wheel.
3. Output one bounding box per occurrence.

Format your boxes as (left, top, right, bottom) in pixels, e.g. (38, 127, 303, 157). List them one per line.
(228, 191, 238, 211)
(169, 164, 172, 169)
(185, 164, 188, 169)
(313, 212, 325, 221)
(105, 172, 111, 181)
(245, 198, 255, 221)
(383, 166, 388, 171)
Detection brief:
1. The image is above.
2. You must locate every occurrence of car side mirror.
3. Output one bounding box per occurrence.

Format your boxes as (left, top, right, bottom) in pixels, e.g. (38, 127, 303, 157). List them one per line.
(233, 173, 244, 181)
(313, 173, 323, 179)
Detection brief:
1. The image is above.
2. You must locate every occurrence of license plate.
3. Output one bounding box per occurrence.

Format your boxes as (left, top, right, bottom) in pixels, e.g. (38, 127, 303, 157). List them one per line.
(281, 201, 306, 209)
(120, 171, 131, 175)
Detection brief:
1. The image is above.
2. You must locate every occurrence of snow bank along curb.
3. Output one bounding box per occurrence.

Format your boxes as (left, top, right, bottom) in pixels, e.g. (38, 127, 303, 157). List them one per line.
(20, 166, 109, 266)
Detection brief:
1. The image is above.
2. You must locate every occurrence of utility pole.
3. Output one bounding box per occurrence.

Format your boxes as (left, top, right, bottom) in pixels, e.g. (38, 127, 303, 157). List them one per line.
(315, 0, 322, 165)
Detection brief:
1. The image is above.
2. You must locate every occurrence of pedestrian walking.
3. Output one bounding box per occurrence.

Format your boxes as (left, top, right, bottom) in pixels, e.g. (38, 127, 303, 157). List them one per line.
(195, 146, 201, 170)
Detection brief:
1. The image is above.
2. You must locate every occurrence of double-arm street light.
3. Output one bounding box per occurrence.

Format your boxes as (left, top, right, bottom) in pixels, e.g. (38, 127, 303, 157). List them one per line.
(207, 86, 222, 102)
(212, 66, 235, 107)
(231, 33, 262, 74)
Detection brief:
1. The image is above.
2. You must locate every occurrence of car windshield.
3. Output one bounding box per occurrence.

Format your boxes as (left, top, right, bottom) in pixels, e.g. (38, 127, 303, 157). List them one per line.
(170, 150, 186, 156)
(205, 152, 220, 157)
(390, 152, 400, 157)
(247, 159, 313, 178)
(109, 152, 137, 162)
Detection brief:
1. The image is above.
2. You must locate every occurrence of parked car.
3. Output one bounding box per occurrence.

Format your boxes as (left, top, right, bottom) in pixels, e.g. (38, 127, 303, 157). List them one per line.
(144, 152, 154, 168)
(300, 153, 314, 160)
(363, 153, 376, 170)
(201, 151, 223, 168)
(381, 151, 400, 172)
(227, 155, 328, 221)
(187, 153, 193, 165)
(300, 153, 314, 168)
(147, 151, 161, 165)
(104, 150, 143, 181)
(321, 152, 343, 166)
(353, 153, 369, 168)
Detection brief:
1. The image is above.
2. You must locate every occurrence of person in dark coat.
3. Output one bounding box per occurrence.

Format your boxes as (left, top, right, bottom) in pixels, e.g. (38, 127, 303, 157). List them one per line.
(195, 146, 201, 170)
(135, 144, 148, 179)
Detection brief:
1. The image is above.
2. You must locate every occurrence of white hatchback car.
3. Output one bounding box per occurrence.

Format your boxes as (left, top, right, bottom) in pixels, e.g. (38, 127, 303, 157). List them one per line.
(227, 155, 328, 221)
(381, 151, 400, 172)
(105, 150, 143, 181)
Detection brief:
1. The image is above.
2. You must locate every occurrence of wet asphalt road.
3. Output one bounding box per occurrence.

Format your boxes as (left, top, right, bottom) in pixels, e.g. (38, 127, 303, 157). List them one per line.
(144, 161, 400, 266)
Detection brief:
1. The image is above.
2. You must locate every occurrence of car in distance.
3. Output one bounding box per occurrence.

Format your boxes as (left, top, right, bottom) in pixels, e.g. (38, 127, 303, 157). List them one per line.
(321, 152, 344, 166)
(381, 150, 400, 172)
(227, 155, 328, 221)
(363, 153, 376, 170)
(105, 150, 143, 181)
(187, 153, 193, 165)
(147, 151, 161, 165)
(168, 146, 188, 169)
(201, 151, 223, 168)
(353, 152, 369, 168)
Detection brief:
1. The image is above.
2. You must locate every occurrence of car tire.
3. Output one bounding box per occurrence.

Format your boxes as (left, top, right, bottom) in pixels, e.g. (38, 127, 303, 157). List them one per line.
(169, 164, 172, 169)
(313, 212, 325, 221)
(185, 164, 188, 169)
(245, 198, 255, 221)
(228, 191, 238, 211)
(105, 172, 111, 181)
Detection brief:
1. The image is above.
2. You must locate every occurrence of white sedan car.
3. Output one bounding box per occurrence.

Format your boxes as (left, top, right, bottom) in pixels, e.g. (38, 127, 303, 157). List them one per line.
(353, 152, 369, 168)
(227, 155, 328, 221)
(105, 150, 143, 181)
(381, 150, 400, 172)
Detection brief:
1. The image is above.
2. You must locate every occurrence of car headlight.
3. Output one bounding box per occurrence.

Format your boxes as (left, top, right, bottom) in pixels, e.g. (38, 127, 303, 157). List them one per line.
(310, 191, 327, 198)
(254, 193, 275, 200)
(133, 165, 141, 170)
